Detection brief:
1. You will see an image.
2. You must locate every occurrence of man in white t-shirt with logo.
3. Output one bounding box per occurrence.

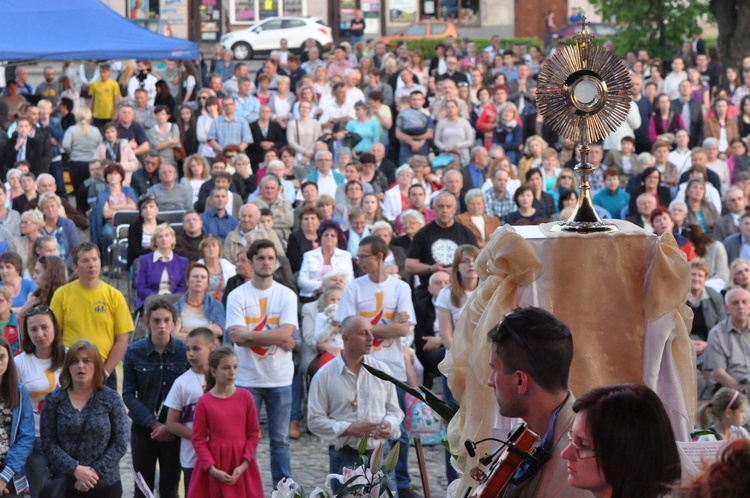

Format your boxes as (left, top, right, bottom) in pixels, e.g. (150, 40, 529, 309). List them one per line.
(334, 235, 418, 498)
(227, 239, 298, 488)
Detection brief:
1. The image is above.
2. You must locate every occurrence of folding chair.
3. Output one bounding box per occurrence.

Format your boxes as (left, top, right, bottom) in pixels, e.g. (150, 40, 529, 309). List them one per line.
(159, 210, 187, 225)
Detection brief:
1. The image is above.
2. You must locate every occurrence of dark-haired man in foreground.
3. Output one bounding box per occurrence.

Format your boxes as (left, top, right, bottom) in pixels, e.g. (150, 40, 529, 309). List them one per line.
(486, 307, 592, 498)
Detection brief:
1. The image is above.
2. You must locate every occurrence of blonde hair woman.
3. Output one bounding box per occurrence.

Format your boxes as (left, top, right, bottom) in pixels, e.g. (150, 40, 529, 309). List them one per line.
(180, 154, 210, 204)
(197, 236, 236, 301)
(135, 223, 189, 311)
(517, 135, 549, 184)
(118, 60, 137, 94)
(61, 107, 102, 191)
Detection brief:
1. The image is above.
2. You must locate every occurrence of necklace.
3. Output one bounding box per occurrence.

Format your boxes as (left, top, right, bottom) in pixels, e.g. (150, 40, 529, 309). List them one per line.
(186, 295, 204, 307)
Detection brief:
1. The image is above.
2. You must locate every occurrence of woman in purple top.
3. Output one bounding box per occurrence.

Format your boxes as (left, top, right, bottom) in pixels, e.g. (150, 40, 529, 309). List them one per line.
(135, 224, 188, 311)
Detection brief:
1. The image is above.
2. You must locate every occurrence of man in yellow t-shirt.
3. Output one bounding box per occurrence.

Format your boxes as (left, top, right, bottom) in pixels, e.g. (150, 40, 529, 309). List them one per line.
(50, 242, 133, 390)
(88, 64, 121, 127)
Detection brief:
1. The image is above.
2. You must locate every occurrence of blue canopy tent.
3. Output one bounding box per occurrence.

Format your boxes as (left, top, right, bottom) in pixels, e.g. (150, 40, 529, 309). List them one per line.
(0, 0, 199, 61)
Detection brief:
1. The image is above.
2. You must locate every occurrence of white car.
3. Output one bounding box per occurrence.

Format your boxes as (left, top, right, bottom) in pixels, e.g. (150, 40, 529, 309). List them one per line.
(221, 16, 333, 60)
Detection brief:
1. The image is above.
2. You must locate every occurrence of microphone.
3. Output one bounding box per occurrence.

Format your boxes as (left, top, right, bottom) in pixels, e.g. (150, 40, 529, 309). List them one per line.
(465, 439, 477, 458)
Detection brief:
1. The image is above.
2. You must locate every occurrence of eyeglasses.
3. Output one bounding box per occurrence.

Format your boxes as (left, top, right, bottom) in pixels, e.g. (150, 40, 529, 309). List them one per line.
(26, 305, 52, 317)
(357, 253, 374, 259)
(139, 193, 156, 202)
(566, 432, 597, 459)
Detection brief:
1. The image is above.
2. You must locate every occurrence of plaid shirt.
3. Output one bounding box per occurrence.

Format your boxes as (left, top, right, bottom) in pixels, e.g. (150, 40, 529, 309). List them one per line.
(207, 115, 252, 148)
(589, 165, 607, 196)
(483, 185, 517, 222)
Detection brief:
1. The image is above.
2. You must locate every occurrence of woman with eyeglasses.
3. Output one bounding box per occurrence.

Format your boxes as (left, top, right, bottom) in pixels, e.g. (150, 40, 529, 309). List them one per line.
(297, 221, 353, 303)
(41, 340, 128, 497)
(15, 305, 66, 498)
(127, 195, 164, 270)
(562, 383, 681, 498)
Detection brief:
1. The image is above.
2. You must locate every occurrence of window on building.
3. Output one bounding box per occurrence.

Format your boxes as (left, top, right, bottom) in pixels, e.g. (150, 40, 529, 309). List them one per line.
(234, 0, 255, 23)
(284, 0, 303, 16)
(440, 0, 479, 26)
(260, 0, 280, 19)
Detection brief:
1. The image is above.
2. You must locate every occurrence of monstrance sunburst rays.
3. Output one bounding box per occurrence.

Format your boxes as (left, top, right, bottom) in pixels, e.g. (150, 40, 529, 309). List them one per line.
(537, 43, 632, 143)
(536, 17, 632, 232)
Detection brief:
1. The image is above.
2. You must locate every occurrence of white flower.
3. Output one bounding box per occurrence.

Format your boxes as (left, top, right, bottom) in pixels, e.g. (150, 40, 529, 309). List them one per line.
(272, 477, 300, 498)
(308, 487, 332, 498)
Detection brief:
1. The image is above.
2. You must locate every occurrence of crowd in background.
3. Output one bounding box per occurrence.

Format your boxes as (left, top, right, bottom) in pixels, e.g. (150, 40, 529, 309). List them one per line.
(0, 24, 745, 497)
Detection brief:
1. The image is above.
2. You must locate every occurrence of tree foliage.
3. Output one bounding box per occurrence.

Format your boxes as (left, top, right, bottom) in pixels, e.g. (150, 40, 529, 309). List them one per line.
(588, 0, 708, 60)
(711, 0, 750, 69)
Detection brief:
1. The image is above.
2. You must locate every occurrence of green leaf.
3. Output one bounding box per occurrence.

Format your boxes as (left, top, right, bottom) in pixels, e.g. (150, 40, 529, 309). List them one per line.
(441, 438, 458, 459)
(358, 434, 369, 455)
(587, 0, 708, 60)
(360, 455, 369, 468)
(385, 442, 400, 473)
(338, 483, 367, 497)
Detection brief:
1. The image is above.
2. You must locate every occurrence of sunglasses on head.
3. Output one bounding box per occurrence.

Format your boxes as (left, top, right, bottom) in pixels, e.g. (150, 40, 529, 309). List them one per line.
(26, 305, 52, 317)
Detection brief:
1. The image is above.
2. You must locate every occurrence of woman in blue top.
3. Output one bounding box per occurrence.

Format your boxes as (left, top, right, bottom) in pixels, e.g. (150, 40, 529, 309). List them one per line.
(0, 336, 35, 497)
(173, 263, 226, 344)
(346, 102, 381, 156)
(91, 163, 138, 252)
(0, 253, 36, 313)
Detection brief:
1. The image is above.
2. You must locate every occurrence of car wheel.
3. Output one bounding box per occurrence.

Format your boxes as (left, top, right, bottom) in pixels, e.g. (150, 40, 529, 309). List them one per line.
(232, 42, 253, 60)
(316, 41, 326, 54)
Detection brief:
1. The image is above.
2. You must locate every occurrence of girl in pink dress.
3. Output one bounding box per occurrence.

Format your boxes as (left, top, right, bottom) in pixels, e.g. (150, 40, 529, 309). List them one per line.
(189, 347, 263, 498)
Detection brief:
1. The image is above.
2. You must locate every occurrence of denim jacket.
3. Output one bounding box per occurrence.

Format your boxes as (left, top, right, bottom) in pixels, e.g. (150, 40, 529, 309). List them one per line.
(0, 384, 35, 494)
(174, 293, 226, 338)
(122, 337, 188, 429)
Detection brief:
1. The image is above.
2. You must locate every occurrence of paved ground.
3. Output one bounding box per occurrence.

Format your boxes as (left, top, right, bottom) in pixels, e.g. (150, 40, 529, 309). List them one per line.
(117, 416, 451, 497)
(104, 266, 451, 497)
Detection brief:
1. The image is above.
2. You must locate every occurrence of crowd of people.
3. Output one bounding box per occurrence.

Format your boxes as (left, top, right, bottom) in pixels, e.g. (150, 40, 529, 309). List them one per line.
(0, 26, 745, 497)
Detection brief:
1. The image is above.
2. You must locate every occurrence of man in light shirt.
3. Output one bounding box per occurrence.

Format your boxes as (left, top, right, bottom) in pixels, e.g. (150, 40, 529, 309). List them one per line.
(305, 150, 345, 199)
(335, 235, 417, 497)
(307, 315, 403, 493)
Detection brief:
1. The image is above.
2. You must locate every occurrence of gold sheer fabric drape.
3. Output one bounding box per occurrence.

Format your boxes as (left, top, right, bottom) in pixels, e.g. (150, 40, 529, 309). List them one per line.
(441, 221, 695, 491)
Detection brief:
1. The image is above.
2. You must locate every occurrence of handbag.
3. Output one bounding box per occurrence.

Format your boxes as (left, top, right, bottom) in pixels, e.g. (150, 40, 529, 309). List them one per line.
(39, 391, 100, 498)
(173, 124, 187, 161)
